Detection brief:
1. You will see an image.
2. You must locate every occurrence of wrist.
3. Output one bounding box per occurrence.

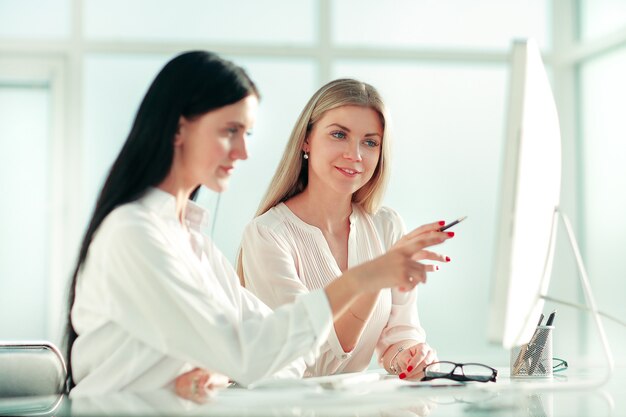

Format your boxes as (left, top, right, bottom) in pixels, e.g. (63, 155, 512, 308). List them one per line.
(388, 346, 405, 375)
(385, 341, 419, 374)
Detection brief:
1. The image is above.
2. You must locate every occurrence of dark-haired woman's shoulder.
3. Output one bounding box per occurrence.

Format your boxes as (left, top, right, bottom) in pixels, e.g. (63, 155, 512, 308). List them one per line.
(103, 199, 158, 227)
(93, 199, 171, 252)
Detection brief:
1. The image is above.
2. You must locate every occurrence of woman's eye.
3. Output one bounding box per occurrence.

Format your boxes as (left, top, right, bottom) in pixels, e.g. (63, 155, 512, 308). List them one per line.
(227, 127, 238, 135)
(363, 139, 379, 148)
(330, 131, 346, 139)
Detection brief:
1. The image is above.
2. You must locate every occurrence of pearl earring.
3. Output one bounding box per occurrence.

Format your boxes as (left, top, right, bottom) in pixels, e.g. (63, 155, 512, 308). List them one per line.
(303, 152, 309, 160)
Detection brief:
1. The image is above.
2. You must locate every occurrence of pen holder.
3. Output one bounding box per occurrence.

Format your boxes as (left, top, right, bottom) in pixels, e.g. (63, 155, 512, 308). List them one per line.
(510, 325, 554, 378)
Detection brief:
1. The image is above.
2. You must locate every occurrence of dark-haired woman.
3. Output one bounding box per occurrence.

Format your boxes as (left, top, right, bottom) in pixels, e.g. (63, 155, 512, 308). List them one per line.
(66, 51, 451, 397)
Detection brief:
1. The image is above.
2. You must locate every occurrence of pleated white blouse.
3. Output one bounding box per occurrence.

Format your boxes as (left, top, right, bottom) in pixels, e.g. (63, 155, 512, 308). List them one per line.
(241, 203, 426, 377)
(71, 188, 333, 397)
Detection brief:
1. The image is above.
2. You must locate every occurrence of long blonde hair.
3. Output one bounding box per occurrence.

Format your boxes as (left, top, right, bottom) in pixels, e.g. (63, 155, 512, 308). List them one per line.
(237, 78, 393, 284)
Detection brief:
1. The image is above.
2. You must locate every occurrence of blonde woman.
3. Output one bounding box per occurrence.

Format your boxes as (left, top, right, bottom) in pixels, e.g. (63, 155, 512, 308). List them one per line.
(238, 79, 453, 380)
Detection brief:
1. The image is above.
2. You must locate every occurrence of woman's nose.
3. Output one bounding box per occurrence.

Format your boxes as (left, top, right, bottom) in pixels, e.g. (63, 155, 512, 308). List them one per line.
(231, 136, 248, 161)
(343, 142, 362, 161)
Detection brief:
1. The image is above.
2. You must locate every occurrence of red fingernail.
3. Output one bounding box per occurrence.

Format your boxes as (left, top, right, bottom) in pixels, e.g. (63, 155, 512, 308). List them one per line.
(399, 373, 406, 379)
(446, 256, 451, 262)
(407, 366, 414, 372)
(447, 232, 455, 237)
(438, 221, 445, 226)
(435, 266, 439, 271)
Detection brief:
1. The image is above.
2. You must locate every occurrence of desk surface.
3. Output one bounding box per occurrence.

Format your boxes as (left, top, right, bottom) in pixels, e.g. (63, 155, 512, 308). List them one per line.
(1, 367, 622, 417)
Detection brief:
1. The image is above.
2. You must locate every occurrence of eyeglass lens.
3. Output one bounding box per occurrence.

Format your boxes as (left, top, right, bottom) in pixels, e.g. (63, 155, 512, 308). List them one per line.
(424, 361, 496, 382)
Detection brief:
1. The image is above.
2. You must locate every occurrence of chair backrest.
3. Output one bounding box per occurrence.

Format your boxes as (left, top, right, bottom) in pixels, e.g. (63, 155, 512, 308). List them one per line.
(0, 342, 67, 397)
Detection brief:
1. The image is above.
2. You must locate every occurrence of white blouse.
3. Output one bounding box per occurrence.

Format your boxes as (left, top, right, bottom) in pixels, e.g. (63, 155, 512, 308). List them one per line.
(71, 188, 333, 397)
(241, 203, 426, 377)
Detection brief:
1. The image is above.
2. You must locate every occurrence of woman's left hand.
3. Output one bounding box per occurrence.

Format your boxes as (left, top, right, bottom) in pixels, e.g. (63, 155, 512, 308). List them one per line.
(173, 367, 230, 403)
(391, 343, 438, 380)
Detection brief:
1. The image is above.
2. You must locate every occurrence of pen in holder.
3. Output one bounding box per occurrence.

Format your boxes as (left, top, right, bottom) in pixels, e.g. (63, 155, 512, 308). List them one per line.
(510, 325, 554, 378)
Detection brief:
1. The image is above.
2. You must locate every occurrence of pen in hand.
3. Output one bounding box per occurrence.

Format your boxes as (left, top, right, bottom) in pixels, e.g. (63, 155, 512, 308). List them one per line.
(439, 216, 467, 232)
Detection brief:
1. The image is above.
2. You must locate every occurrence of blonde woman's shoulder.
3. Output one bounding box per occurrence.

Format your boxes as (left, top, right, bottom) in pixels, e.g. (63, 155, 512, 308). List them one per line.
(244, 204, 296, 238)
(371, 206, 403, 225)
(370, 206, 406, 248)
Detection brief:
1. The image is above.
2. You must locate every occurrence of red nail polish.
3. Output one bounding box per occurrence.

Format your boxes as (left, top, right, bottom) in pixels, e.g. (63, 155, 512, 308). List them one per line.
(447, 232, 455, 237)
(446, 256, 451, 262)
(399, 373, 406, 379)
(407, 366, 413, 372)
(438, 220, 445, 226)
(435, 266, 439, 271)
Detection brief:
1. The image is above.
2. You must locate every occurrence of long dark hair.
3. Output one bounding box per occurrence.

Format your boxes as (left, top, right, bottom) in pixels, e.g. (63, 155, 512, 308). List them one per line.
(64, 51, 258, 391)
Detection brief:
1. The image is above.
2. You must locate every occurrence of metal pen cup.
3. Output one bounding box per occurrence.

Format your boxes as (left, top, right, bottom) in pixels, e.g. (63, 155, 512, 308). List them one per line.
(510, 325, 554, 378)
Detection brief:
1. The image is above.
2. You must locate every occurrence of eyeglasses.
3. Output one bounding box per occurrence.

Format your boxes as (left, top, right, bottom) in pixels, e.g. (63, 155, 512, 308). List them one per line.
(552, 357, 568, 373)
(421, 361, 498, 383)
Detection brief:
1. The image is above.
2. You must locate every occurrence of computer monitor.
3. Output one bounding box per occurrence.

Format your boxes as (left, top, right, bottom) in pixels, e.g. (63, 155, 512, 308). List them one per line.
(488, 38, 562, 349)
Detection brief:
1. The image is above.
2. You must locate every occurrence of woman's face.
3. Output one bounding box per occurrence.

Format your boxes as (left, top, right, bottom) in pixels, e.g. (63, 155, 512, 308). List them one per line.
(304, 105, 383, 197)
(174, 95, 258, 193)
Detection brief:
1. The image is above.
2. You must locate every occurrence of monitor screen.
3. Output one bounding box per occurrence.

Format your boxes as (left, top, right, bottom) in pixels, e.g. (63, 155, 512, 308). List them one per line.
(487, 38, 562, 349)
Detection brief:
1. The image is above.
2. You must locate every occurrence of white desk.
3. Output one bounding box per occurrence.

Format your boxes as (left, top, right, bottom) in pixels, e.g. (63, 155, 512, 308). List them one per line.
(1, 367, 622, 416)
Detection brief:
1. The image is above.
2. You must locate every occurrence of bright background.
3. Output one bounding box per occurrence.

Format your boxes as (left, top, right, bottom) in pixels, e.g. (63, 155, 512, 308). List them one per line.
(0, 0, 624, 367)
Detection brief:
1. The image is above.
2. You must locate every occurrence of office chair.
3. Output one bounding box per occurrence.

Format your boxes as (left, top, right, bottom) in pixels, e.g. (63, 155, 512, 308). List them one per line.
(0, 341, 67, 397)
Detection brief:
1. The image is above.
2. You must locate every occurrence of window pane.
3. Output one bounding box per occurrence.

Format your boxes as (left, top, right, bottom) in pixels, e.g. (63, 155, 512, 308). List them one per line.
(580, 47, 626, 354)
(0, 86, 50, 339)
(333, 61, 508, 363)
(84, 0, 316, 45)
(0, 0, 70, 39)
(82, 54, 171, 230)
(580, 0, 626, 42)
(82, 53, 317, 263)
(332, 0, 550, 51)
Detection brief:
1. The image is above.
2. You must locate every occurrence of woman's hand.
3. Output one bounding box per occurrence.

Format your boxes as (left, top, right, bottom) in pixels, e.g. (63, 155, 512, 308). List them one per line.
(393, 220, 453, 281)
(173, 368, 230, 403)
(389, 342, 438, 380)
(350, 220, 454, 293)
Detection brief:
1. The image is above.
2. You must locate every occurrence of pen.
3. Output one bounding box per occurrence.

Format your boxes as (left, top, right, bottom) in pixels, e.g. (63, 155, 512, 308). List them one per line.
(528, 330, 549, 375)
(513, 312, 544, 374)
(439, 216, 468, 232)
(528, 312, 556, 375)
(537, 313, 545, 327)
(534, 313, 547, 374)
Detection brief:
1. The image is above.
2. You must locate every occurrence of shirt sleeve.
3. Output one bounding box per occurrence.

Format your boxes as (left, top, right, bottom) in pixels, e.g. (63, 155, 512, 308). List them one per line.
(241, 220, 352, 374)
(374, 207, 427, 358)
(210, 244, 310, 380)
(97, 216, 332, 387)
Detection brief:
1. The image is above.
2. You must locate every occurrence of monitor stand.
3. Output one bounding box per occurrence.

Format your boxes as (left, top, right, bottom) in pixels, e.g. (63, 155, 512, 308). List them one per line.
(537, 207, 614, 387)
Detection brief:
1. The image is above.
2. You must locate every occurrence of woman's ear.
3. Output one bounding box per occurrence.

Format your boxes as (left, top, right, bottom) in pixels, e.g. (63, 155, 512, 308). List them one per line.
(174, 116, 186, 146)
